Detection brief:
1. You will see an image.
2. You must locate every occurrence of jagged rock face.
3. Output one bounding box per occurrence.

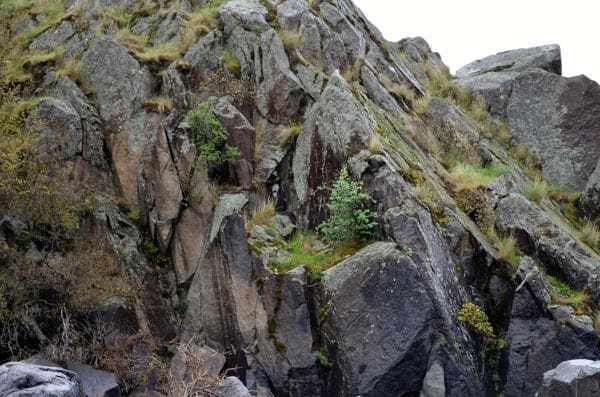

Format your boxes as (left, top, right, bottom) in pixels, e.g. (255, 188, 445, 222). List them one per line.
(292, 72, 374, 227)
(6, 0, 600, 395)
(538, 359, 600, 396)
(0, 362, 83, 397)
(504, 258, 600, 396)
(495, 194, 600, 303)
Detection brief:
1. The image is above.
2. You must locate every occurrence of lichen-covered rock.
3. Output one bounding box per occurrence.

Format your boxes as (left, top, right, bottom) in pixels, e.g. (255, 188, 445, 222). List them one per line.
(455, 44, 561, 78)
(51, 76, 106, 167)
(504, 257, 600, 396)
(35, 97, 82, 161)
(456, 71, 519, 117)
(495, 194, 600, 303)
(81, 36, 154, 207)
(0, 362, 83, 397)
(292, 71, 374, 227)
(581, 160, 600, 219)
(507, 69, 600, 190)
(538, 359, 600, 397)
(256, 29, 305, 124)
(320, 238, 486, 396)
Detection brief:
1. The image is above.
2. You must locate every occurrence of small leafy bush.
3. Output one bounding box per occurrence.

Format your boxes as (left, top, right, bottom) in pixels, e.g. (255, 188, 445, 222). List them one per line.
(458, 303, 495, 341)
(318, 166, 378, 244)
(188, 102, 239, 169)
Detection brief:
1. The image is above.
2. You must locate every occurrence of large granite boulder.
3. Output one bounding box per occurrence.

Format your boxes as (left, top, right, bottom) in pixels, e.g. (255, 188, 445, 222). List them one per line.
(0, 362, 83, 397)
(538, 359, 600, 397)
(504, 258, 600, 396)
(35, 97, 83, 161)
(507, 69, 600, 189)
(456, 44, 561, 78)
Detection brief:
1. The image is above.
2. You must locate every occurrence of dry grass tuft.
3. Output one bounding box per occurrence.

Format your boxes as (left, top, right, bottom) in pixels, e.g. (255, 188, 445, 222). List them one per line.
(279, 122, 302, 145)
(496, 235, 520, 267)
(522, 178, 549, 204)
(144, 96, 174, 113)
(581, 222, 600, 251)
(446, 163, 511, 192)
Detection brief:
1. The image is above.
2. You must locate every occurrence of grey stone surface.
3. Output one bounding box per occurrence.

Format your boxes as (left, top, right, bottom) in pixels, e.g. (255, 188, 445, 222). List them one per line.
(507, 69, 600, 189)
(538, 359, 600, 397)
(504, 258, 600, 396)
(456, 44, 561, 77)
(256, 29, 305, 124)
(581, 160, 600, 219)
(64, 361, 119, 397)
(292, 71, 374, 227)
(496, 194, 600, 304)
(35, 97, 82, 161)
(0, 362, 83, 397)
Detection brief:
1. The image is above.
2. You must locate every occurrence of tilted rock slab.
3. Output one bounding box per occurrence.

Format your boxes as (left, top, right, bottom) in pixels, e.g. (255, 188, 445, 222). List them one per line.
(0, 362, 83, 397)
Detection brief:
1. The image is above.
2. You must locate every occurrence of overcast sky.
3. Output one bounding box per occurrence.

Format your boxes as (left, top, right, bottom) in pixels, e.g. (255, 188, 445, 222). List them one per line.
(353, 0, 599, 83)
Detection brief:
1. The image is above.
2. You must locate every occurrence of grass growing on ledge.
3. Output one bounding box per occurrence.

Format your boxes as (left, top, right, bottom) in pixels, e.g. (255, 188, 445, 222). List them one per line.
(580, 222, 600, 252)
(246, 200, 276, 231)
(279, 122, 302, 145)
(271, 231, 361, 275)
(522, 178, 549, 204)
(144, 96, 174, 113)
(137, 43, 182, 63)
(446, 163, 511, 192)
(220, 48, 241, 76)
(496, 235, 520, 267)
(546, 275, 593, 315)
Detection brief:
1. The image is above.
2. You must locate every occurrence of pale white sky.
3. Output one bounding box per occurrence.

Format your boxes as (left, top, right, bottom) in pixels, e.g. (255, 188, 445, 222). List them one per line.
(353, 0, 600, 83)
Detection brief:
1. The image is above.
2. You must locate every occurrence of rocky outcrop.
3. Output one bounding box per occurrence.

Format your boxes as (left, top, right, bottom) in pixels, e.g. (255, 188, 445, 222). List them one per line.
(456, 44, 561, 77)
(538, 359, 600, 396)
(495, 194, 600, 303)
(81, 36, 154, 207)
(507, 69, 600, 190)
(320, 239, 485, 397)
(504, 258, 600, 396)
(0, 362, 83, 397)
(292, 71, 374, 227)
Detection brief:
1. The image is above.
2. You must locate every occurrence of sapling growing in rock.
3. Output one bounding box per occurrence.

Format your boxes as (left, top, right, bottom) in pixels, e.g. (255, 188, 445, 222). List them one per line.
(317, 166, 378, 244)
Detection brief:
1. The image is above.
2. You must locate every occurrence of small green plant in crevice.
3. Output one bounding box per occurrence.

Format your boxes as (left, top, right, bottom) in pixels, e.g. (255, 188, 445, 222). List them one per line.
(313, 347, 332, 368)
(522, 178, 548, 204)
(458, 303, 495, 344)
(317, 166, 378, 244)
(143, 239, 168, 267)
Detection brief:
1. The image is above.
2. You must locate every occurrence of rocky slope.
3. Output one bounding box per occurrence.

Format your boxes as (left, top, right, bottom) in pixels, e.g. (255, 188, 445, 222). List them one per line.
(0, 0, 599, 396)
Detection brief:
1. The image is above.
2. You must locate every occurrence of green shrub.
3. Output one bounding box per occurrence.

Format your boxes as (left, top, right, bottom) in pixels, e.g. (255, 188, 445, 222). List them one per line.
(458, 303, 495, 341)
(188, 102, 240, 168)
(317, 166, 378, 244)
